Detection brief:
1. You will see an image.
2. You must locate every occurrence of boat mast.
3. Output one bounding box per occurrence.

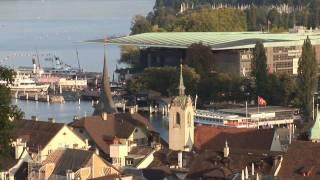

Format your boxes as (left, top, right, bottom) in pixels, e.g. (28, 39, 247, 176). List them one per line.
(76, 48, 82, 72)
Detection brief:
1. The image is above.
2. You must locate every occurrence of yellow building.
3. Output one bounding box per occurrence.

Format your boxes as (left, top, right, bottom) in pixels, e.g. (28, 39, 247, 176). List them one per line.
(12, 119, 88, 161)
(37, 148, 120, 179)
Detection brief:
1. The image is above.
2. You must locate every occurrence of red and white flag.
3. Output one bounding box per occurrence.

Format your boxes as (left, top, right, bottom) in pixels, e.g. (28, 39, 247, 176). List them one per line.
(258, 96, 267, 106)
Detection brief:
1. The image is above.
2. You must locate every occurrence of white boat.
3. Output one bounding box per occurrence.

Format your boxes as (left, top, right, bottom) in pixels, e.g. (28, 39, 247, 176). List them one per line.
(0, 74, 50, 92)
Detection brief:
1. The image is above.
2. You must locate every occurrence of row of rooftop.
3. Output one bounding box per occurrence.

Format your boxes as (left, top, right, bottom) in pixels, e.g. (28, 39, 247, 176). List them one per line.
(2, 43, 320, 180)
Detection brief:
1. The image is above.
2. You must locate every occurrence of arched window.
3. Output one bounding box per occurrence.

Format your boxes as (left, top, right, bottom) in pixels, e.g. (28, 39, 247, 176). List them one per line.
(187, 112, 191, 127)
(176, 112, 181, 125)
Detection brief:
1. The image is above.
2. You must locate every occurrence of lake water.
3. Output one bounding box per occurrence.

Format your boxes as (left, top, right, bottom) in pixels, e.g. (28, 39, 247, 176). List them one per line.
(13, 99, 169, 141)
(0, 0, 155, 73)
(2, 0, 169, 140)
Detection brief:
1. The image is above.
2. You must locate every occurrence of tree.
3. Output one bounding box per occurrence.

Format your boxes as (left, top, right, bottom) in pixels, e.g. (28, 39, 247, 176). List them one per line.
(185, 43, 214, 77)
(127, 65, 200, 96)
(175, 8, 247, 32)
(251, 41, 269, 99)
(0, 67, 23, 155)
(118, 46, 141, 69)
(130, 15, 152, 35)
(297, 37, 318, 120)
(247, 6, 257, 31)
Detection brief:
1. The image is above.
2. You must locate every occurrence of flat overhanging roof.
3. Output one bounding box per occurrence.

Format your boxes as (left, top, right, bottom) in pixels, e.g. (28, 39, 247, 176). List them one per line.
(89, 32, 320, 50)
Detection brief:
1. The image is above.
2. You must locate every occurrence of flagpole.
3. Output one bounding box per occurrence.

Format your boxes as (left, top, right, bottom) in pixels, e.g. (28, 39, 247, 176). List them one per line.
(246, 101, 248, 128)
(257, 96, 260, 129)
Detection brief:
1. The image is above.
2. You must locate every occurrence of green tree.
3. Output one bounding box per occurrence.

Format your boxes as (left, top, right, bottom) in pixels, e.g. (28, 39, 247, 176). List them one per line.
(251, 41, 269, 99)
(267, 73, 297, 106)
(127, 65, 200, 96)
(0, 67, 23, 155)
(130, 15, 152, 35)
(118, 46, 141, 69)
(247, 6, 257, 31)
(174, 8, 247, 32)
(297, 37, 318, 120)
(185, 43, 214, 77)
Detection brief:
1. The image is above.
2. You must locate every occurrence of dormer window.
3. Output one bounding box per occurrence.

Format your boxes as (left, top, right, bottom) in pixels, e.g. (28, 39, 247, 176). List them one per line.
(176, 112, 181, 126)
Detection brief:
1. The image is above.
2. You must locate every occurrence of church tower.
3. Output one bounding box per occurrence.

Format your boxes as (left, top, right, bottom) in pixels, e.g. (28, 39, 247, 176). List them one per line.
(169, 64, 194, 152)
(93, 47, 118, 115)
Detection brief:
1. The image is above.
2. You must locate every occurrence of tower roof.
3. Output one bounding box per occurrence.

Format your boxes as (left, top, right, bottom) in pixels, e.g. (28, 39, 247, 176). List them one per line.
(93, 47, 117, 115)
(178, 64, 185, 96)
(310, 107, 320, 141)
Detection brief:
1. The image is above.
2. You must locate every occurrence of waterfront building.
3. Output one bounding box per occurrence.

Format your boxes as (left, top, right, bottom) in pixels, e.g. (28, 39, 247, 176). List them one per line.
(195, 106, 298, 128)
(105, 32, 320, 77)
(168, 65, 194, 152)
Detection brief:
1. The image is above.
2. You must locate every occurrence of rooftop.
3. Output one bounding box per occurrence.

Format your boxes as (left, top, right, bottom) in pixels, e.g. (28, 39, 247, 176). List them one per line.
(94, 32, 320, 50)
(12, 119, 65, 153)
(278, 140, 320, 179)
(194, 126, 277, 152)
(69, 113, 157, 154)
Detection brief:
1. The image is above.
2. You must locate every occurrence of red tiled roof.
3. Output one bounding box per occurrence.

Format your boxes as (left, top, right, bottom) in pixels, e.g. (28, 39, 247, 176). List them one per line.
(194, 126, 275, 152)
(69, 113, 157, 154)
(278, 140, 320, 180)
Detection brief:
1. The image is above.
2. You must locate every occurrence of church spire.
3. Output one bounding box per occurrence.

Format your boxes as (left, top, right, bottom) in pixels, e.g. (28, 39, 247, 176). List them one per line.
(93, 46, 117, 115)
(178, 64, 185, 96)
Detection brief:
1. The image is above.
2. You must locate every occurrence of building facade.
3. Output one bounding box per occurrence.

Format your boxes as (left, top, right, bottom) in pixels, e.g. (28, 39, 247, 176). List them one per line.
(106, 32, 320, 77)
(169, 65, 194, 151)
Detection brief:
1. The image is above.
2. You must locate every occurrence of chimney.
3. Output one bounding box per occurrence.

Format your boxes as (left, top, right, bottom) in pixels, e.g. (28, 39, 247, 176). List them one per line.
(241, 169, 245, 180)
(85, 139, 89, 148)
(14, 138, 26, 159)
(101, 112, 108, 120)
(66, 170, 74, 180)
(48, 118, 55, 123)
(224, 140, 230, 158)
(252, 163, 255, 176)
(73, 115, 79, 121)
(31, 115, 38, 121)
(178, 151, 183, 168)
(129, 107, 135, 114)
(289, 124, 292, 144)
(245, 166, 249, 179)
(32, 58, 36, 74)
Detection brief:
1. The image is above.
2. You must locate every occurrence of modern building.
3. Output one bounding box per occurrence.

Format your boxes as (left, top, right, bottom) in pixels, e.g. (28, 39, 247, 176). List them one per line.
(102, 32, 320, 77)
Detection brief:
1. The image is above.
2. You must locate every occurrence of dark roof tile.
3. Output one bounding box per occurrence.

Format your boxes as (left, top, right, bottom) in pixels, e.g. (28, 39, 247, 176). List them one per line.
(12, 119, 64, 153)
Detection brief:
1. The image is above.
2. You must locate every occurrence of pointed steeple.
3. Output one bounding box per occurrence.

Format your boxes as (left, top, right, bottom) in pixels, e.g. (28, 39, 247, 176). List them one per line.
(93, 47, 117, 115)
(178, 64, 185, 96)
(310, 104, 320, 142)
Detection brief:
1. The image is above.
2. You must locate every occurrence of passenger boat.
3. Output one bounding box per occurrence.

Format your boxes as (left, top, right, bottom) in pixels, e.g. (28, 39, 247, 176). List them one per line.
(0, 74, 50, 92)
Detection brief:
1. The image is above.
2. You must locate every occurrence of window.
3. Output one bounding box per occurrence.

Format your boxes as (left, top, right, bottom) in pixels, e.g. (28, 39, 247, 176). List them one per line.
(176, 112, 181, 125)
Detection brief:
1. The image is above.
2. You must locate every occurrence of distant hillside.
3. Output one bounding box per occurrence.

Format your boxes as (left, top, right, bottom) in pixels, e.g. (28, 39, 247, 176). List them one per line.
(154, 0, 310, 10)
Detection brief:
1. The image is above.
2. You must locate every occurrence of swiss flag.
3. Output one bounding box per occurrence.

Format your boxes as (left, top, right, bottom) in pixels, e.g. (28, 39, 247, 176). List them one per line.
(258, 96, 267, 106)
